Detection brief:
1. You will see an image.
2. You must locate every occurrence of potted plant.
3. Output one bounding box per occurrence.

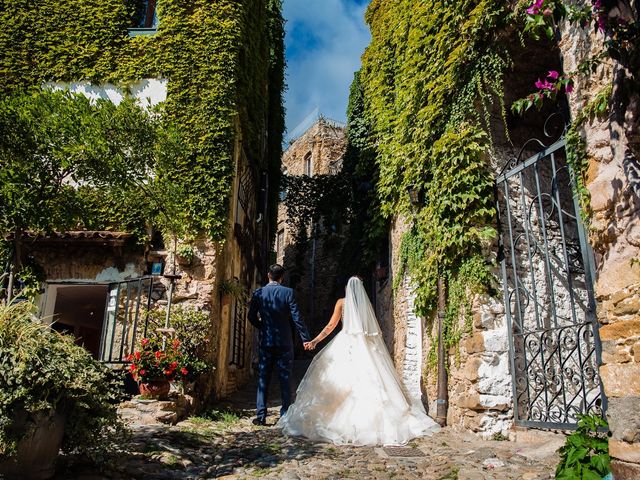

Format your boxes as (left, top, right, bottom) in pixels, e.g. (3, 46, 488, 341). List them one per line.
(175, 244, 195, 266)
(0, 302, 123, 480)
(144, 306, 215, 395)
(128, 336, 186, 400)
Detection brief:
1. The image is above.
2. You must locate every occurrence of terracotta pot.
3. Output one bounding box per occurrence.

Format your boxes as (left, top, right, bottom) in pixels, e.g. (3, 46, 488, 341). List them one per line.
(139, 379, 171, 400)
(0, 410, 65, 480)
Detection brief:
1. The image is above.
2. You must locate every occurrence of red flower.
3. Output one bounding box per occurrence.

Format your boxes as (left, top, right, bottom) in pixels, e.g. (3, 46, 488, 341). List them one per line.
(155, 351, 162, 359)
(139, 369, 146, 376)
(170, 361, 178, 369)
(135, 351, 141, 361)
(141, 338, 150, 347)
(129, 363, 137, 373)
(181, 367, 189, 376)
(127, 354, 134, 362)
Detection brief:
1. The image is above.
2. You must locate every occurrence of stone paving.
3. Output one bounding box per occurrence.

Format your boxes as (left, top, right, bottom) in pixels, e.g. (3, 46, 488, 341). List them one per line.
(55, 362, 564, 480)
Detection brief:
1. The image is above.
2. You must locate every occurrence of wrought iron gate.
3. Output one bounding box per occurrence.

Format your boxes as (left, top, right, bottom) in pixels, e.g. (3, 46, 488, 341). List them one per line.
(495, 130, 606, 429)
(99, 277, 153, 364)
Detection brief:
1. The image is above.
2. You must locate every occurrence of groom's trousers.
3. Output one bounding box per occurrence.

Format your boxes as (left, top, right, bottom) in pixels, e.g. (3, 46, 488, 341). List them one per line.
(256, 345, 294, 421)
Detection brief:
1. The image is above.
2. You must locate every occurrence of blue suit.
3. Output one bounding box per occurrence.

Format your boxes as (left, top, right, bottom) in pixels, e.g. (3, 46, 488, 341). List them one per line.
(248, 282, 310, 420)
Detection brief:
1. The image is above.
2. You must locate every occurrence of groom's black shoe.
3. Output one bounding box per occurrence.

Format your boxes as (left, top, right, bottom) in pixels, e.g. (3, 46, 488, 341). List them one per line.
(252, 417, 266, 426)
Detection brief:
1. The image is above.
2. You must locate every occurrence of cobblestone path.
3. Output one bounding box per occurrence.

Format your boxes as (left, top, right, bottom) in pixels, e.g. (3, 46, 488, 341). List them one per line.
(57, 362, 563, 479)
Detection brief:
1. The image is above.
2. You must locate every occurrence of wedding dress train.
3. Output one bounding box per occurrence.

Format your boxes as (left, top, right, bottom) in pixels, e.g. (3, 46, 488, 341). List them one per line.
(277, 278, 440, 446)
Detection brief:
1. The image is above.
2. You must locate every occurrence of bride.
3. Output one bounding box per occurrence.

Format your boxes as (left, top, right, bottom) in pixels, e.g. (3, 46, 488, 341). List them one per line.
(277, 276, 440, 446)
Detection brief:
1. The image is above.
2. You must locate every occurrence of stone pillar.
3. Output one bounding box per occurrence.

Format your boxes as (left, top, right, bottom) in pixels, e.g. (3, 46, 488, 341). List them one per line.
(558, 21, 640, 478)
(402, 277, 423, 404)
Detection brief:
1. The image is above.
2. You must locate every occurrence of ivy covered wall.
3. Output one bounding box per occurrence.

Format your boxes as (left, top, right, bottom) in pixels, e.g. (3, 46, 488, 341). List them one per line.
(0, 0, 285, 241)
(356, 0, 511, 315)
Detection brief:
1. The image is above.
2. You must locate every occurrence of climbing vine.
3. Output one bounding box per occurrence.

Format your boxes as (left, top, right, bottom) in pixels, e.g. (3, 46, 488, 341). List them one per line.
(0, 0, 284, 241)
(281, 174, 350, 244)
(355, 0, 509, 325)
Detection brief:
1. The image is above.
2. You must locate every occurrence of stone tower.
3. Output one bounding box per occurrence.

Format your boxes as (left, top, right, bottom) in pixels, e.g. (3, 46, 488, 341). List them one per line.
(275, 116, 347, 344)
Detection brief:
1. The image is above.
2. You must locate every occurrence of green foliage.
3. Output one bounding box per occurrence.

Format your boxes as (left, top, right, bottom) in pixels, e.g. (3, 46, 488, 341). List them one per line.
(354, 0, 507, 329)
(427, 255, 494, 369)
(0, 0, 285, 241)
(282, 174, 351, 243)
(0, 302, 125, 461)
(218, 278, 247, 299)
(556, 414, 611, 480)
(0, 90, 158, 239)
(339, 72, 387, 272)
(176, 244, 195, 264)
(147, 306, 214, 382)
(393, 126, 497, 315)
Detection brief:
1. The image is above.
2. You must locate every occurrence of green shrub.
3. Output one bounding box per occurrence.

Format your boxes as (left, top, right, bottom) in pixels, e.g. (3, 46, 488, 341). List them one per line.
(556, 413, 611, 480)
(147, 305, 215, 382)
(0, 301, 125, 462)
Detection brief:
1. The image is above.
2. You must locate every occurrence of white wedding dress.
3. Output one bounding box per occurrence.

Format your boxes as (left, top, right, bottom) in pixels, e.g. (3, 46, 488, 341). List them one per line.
(277, 277, 440, 446)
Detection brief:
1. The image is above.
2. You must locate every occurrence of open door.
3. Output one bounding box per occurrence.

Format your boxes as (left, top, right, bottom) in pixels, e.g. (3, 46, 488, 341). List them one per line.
(98, 277, 153, 364)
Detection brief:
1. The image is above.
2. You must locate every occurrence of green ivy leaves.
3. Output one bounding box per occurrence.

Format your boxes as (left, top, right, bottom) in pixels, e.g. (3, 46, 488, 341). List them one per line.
(0, 0, 285, 242)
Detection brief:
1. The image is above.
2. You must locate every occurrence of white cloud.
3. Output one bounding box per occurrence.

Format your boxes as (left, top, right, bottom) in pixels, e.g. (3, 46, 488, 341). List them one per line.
(283, 0, 370, 136)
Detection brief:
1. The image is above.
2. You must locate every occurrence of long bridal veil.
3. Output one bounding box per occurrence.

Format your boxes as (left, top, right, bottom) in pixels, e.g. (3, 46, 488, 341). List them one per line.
(342, 276, 380, 336)
(278, 276, 440, 446)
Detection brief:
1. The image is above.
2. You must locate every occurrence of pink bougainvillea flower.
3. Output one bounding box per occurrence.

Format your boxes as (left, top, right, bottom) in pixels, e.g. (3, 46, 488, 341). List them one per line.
(543, 8, 553, 16)
(535, 79, 554, 90)
(547, 70, 559, 79)
(565, 82, 574, 94)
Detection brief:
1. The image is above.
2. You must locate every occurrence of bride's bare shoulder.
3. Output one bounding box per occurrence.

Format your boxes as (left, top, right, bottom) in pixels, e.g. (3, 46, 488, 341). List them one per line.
(336, 298, 345, 307)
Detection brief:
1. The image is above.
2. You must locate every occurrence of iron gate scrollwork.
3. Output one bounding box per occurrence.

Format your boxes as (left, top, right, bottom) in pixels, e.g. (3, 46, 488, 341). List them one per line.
(495, 118, 607, 429)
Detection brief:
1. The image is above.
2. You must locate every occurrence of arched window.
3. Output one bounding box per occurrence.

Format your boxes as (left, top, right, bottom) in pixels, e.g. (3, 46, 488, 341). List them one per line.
(304, 152, 312, 176)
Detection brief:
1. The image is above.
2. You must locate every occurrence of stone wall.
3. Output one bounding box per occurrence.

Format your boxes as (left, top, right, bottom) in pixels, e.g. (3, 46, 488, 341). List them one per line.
(558, 19, 640, 478)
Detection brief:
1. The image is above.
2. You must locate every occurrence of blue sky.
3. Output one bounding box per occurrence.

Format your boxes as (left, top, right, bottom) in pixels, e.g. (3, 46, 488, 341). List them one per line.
(283, 0, 371, 137)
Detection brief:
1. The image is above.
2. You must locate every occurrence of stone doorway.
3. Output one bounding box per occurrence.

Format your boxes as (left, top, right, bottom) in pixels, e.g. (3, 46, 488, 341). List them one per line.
(43, 283, 109, 359)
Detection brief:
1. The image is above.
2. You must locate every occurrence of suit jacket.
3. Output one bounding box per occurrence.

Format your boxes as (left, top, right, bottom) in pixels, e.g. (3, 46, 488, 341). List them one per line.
(248, 282, 310, 348)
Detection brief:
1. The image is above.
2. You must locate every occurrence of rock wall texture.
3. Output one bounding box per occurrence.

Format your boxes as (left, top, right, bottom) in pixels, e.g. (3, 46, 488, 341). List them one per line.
(558, 20, 640, 477)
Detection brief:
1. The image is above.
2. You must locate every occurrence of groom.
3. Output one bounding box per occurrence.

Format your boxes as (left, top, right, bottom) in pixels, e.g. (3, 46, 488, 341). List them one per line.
(248, 264, 311, 425)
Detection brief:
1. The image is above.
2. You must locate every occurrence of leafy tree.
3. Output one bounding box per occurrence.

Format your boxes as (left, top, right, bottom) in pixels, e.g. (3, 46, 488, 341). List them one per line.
(0, 89, 164, 299)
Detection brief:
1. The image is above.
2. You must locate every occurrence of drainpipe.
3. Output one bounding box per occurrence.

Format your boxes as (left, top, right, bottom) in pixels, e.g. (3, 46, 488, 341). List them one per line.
(310, 223, 316, 326)
(436, 275, 448, 426)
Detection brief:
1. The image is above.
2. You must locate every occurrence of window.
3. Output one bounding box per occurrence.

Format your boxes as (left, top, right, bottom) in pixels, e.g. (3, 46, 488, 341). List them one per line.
(276, 229, 285, 260)
(304, 152, 312, 176)
(129, 0, 158, 37)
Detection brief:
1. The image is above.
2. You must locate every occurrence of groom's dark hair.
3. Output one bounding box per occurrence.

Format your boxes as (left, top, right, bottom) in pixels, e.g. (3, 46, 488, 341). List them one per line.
(268, 264, 285, 281)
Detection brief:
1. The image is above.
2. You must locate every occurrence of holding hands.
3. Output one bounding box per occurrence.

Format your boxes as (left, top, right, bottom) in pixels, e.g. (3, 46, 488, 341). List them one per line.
(303, 341, 317, 351)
